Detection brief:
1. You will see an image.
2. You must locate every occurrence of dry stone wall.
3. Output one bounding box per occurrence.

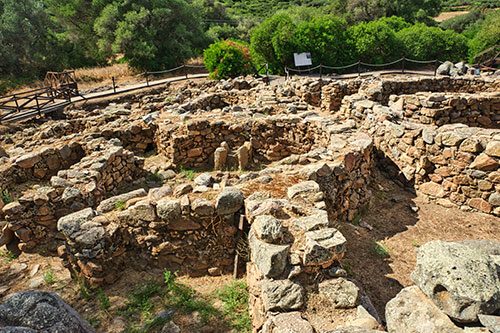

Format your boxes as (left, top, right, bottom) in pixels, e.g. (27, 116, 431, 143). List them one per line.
(0, 142, 85, 191)
(1, 140, 144, 252)
(340, 93, 500, 216)
(57, 186, 244, 286)
(245, 138, 374, 332)
(156, 117, 332, 169)
(389, 92, 500, 128)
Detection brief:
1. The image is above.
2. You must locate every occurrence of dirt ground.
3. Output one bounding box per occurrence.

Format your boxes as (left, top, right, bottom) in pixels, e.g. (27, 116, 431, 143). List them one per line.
(434, 10, 470, 22)
(1, 169, 499, 330)
(340, 169, 500, 320)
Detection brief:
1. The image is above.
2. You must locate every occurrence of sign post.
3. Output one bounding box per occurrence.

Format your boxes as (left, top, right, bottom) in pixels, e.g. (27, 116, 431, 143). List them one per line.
(293, 52, 313, 75)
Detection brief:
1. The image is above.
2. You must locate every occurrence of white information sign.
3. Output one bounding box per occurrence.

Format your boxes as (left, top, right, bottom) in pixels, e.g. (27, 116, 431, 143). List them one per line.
(293, 52, 312, 67)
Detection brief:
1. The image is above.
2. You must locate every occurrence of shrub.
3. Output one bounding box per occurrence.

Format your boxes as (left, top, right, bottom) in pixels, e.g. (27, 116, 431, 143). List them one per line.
(293, 15, 354, 66)
(204, 40, 254, 79)
(396, 23, 468, 61)
(348, 19, 403, 63)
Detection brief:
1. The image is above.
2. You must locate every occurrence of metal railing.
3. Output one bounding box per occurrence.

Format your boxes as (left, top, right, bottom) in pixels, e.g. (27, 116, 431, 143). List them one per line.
(285, 57, 442, 79)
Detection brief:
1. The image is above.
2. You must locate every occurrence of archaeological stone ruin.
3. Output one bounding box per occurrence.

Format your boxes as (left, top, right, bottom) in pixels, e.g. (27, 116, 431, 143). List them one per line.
(0, 73, 499, 332)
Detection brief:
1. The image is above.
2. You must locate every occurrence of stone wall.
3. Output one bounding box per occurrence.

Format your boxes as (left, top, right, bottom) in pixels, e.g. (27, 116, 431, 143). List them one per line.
(340, 94, 500, 216)
(363, 76, 500, 106)
(0, 142, 85, 191)
(156, 117, 332, 169)
(57, 186, 244, 286)
(283, 76, 500, 112)
(1, 140, 144, 252)
(388, 92, 500, 128)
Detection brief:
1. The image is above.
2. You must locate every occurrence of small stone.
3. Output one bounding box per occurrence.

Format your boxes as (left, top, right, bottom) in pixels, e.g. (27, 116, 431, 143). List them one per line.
(156, 199, 182, 222)
(191, 198, 214, 216)
(287, 181, 320, 200)
(470, 153, 498, 171)
(419, 182, 446, 198)
(262, 312, 313, 333)
(174, 184, 193, 197)
(485, 141, 500, 157)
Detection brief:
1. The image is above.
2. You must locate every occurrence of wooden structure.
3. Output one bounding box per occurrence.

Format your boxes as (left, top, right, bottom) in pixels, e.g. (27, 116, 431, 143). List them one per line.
(0, 71, 80, 122)
(44, 71, 79, 99)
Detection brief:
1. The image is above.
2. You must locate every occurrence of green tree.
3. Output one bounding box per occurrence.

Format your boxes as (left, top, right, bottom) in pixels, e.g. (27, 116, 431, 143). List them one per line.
(348, 19, 403, 63)
(94, 0, 208, 70)
(204, 39, 253, 79)
(43, 0, 109, 65)
(396, 23, 468, 61)
(250, 12, 297, 73)
(0, 0, 70, 77)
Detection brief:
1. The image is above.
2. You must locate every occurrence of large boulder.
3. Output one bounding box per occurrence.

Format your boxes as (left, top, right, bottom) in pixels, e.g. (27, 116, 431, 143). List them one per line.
(412, 240, 500, 323)
(385, 286, 462, 333)
(437, 61, 453, 76)
(0, 291, 94, 332)
(215, 187, 244, 215)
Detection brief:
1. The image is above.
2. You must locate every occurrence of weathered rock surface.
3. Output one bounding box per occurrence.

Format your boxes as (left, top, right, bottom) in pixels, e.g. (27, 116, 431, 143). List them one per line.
(96, 189, 147, 213)
(385, 286, 463, 333)
(319, 278, 360, 309)
(303, 228, 346, 266)
(215, 187, 244, 215)
(261, 279, 305, 311)
(249, 233, 289, 278)
(0, 291, 94, 333)
(412, 241, 500, 323)
(262, 312, 314, 333)
(252, 215, 284, 244)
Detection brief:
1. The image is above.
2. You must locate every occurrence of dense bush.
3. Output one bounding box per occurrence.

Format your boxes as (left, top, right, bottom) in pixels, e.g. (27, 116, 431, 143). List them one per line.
(293, 16, 353, 66)
(467, 11, 500, 62)
(396, 23, 468, 61)
(204, 40, 254, 79)
(348, 19, 403, 63)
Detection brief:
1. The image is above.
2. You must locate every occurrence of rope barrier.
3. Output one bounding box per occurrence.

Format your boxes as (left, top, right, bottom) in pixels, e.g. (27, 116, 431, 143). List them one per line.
(405, 58, 440, 64)
(146, 65, 186, 75)
(285, 65, 322, 73)
(321, 62, 359, 70)
(360, 58, 403, 67)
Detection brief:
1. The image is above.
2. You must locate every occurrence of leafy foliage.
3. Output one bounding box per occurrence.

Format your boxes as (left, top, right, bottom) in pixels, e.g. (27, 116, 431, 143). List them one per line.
(348, 19, 403, 63)
(204, 40, 254, 79)
(396, 23, 468, 61)
(466, 10, 500, 63)
(216, 280, 251, 332)
(94, 0, 208, 71)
